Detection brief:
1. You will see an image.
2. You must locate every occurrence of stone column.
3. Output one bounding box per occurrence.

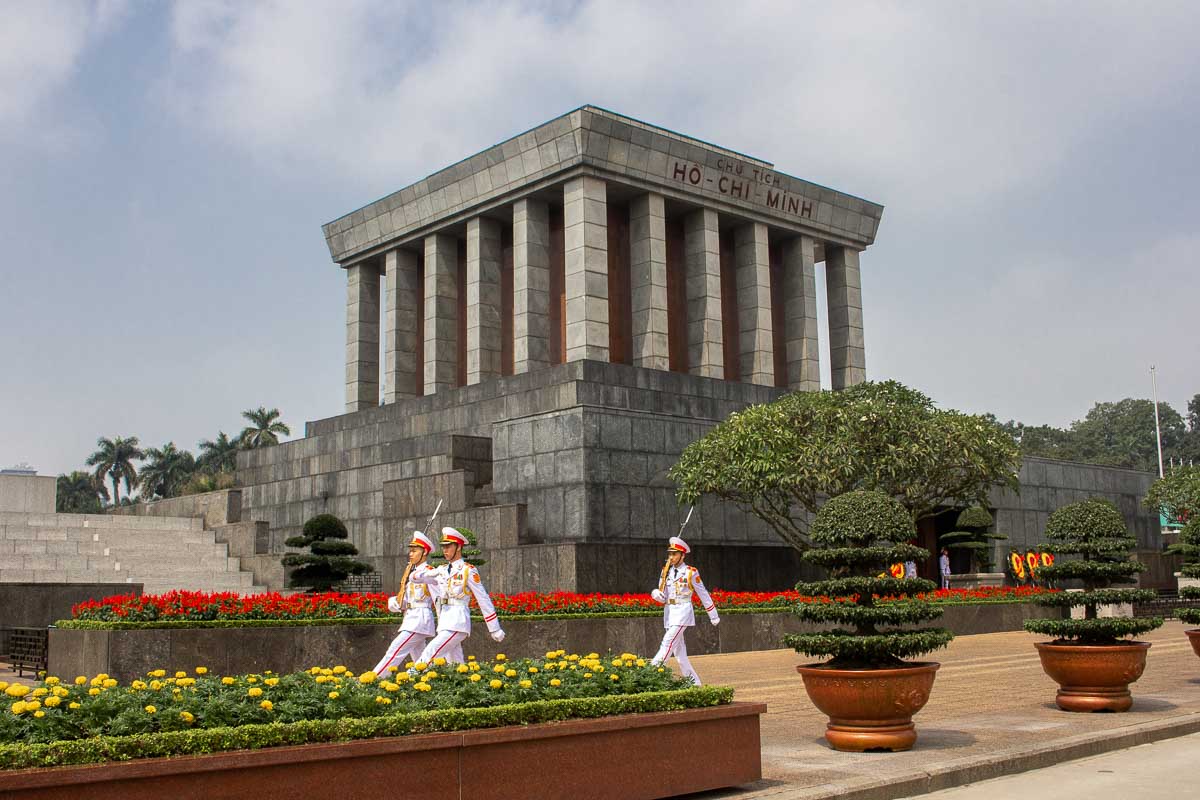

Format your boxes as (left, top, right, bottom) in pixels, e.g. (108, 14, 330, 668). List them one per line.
(630, 193, 669, 371)
(782, 235, 820, 391)
(466, 217, 503, 384)
(345, 262, 380, 411)
(733, 222, 774, 385)
(423, 233, 458, 394)
(512, 198, 551, 374)
(563, 176, 609, 362)
(825, 245, 867, 389)
(683, 208, 723, 378)
(382, 248, 421, 403)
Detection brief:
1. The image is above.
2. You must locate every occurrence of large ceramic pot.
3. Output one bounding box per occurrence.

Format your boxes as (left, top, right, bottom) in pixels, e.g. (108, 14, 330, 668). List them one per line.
(1034, 641, 1150, 712)
(795, 662, 939, 752)
(1187, 629, 1200, 659)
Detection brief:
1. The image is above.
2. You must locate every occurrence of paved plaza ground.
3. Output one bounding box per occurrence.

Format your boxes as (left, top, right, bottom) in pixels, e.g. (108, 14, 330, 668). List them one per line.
(688, 620, 1200, 800)
(1, 622, 1196, 799)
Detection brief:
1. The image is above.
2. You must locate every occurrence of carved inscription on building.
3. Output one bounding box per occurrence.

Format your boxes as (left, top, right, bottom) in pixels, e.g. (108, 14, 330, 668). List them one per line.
(666, 158, 815, 220)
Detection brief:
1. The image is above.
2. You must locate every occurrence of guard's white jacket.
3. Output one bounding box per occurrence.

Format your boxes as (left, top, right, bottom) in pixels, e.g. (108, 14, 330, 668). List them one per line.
(386, 563, 438, 637)
(651, 564, 719, 628)
(411, 558, 502, 637)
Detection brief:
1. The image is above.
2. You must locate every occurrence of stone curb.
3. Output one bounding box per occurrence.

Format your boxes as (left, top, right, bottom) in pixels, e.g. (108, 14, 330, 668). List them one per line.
(739, 711, 1200, 800)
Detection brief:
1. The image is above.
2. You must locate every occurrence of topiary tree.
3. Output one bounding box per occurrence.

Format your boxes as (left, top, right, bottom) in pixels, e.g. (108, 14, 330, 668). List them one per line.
(670, 381, 1021, 552)
(1142, 464, 1200, 527)
(939, 506, 1006, 572)
(1170, 518, 1200, 625)
(429, 526, 487, 567)
(1023, 499, 1163, 643)
(282, 514, 372, 592)
(784, 490, 954, 669)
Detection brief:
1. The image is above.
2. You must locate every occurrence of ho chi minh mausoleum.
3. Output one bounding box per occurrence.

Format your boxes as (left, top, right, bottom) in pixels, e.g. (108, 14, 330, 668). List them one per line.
(232, 106, 1165, 595)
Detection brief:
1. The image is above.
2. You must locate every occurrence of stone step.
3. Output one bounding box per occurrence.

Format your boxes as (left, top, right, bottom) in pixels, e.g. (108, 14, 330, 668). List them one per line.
(0, 512, 203, 531)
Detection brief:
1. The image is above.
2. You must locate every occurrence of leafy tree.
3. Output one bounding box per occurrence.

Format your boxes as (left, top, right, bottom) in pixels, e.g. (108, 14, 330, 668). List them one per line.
(55, 471, 105, 513)
(282, 514, 371, 592)
(1142, 465, 1200, 526)
(670, 381, 1021, 551)
(197, 432, 240, 474)
(138, 443, 197, 500)
(1069, 399, 1185, 472)
(939, 506, 1006, 572)
(1024, 499, 1162, 643)
(239, 407, 291, 449)
(998, 420, 1081, 462)
(178, 471, 237, 496)
(784, 490, 953, 668)
(85, 436, 143, 506)
(1172, 519, 1200, 625)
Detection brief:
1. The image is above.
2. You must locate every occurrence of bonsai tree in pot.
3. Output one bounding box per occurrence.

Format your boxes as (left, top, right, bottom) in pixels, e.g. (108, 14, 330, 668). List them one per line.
(1023, 498, 1163, 711)
(282, 513, 372, 592)
(939, 505, 1007, 582)
(1167, 517, 1200, 658)
(787, 490, 953, 752)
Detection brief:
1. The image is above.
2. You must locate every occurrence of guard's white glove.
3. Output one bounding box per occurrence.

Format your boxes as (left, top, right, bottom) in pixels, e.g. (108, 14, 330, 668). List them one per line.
(651, 589, 665, 603)
(710, 614, 721, 626)
(490, 628, 506, 643)
(387, 596, 402, 613)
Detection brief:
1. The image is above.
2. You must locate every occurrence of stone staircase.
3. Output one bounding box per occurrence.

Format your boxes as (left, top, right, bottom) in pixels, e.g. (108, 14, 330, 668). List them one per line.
(0, 511, 268, 595)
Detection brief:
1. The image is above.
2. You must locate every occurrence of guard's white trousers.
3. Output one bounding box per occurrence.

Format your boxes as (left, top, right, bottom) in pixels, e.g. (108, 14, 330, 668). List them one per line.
(373, 630, 430, 675)
(651, 625, 701, 686)
(940, 574, 950, 590)
(413, 629, 468, 667)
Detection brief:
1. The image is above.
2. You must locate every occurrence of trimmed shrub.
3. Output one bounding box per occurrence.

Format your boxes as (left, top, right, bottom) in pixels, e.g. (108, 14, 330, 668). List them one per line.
(1171, 518, 1200, 625)
(939, 506, 1006, 572)
(1023, 499, 1163, 643)
(282, 514, 372, 592)
(784, 490, 953, 668)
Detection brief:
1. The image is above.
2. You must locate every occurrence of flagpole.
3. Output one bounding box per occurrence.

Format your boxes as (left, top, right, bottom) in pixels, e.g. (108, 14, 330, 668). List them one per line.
(1150, 365, 1165, 479)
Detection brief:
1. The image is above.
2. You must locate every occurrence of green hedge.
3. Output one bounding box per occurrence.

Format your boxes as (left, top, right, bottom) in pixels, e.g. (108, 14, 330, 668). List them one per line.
(0, 687, 731, 770)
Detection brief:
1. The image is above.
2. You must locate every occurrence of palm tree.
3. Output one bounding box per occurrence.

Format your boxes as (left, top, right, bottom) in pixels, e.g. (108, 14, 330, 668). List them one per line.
(198, 431, 240, 474)
(85, 436, 143, 506)
(56, 471, 106, 513)
(238, 407, 291, 449)
(138, 443, 197, 500)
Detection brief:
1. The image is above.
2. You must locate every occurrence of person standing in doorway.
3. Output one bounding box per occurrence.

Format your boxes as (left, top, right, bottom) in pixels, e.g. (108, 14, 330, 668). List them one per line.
(939, 547, 951, 590)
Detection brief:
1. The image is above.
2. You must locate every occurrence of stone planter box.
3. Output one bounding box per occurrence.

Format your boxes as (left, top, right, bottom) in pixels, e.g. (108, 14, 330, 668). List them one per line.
(49, 604, 1065, 681)
(0, 702, 764, 800)
(947, 573, 1006, 589)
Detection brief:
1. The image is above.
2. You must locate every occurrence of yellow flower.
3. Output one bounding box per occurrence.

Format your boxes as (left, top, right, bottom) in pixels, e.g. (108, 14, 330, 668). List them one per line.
(456, 664, 469, 674)
(10, 702, 26, 715)
(495, 654, 506, 662)
(359, 672, 378, 684)
(260, 700, 273, 711)
(44, 695, 62, 708)
(175, 671, 187, 679)
(528, 667, 538, 674)
(32, 688, 48, 698)
(545, 651, 557, 659)
(221, 677, 236, 686)
(432, 657, 447, 666)
(469, 674, 482, 682)
(44, 676, 60, 686)
(469, 662, 481, 671)
(0, 682, 7, 691)
(178, 678, 196, 688)
(328, 691, 339, 699)
(569, 665, 577, 671)
(315, 675, 329, 684)
(246, 676, 258, 684)
(412, 662, 427, 672)
(395, 673, 411, 683)
(74, 676, 87, 686)
(88, 688, 100, 696)
(425, 672, 438, 680)
(52, 686, 69, 697)
(248, 687, 263, 698)
(103, 678, 117, 688)
(489, 679, 503, 689)
(24, 699, 41, 711)
(387, 666, 399, 673)
(68, 702, 81, 710)
(382, 682, 399, 692)
(415, 682, 432, 692)
(584, 673, 593, 679)
(264, 678, 278, 687)
(519, 680, 532, 689)
(180, 711, 194, 723)
(657, 668, 665, 672)
(320, 668, 333, 676)
(4, 685, 29, 698)
(149, 670, 166, 679)
(567, 654, 580, 662)
(34, 710, 45, 718)
(610, 674, 620, 681)
(550, 679, 561, 687)
(636, 659, 646, 667)
(195, 667, 208, 675)
(612, 659, 623, 667)
(492, 665, 505, 674)
(150, 681, 163, 691)
(332, 666, 347, 675)
(558, 661, 568, 669)
(467, 655, 476, 661)
(131, 680, 147, 690)
(144, 705, 157, 714)
(504, 669, 517, 678)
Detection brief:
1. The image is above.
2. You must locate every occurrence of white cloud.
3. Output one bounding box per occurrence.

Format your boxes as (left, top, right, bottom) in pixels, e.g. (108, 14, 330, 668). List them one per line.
(0, 0, 130, 138)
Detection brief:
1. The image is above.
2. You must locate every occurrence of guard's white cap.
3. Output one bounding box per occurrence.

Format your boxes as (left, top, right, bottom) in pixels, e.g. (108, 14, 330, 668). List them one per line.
(409, 531, 434, 552)
(668, 536, 690, 554)
(441, 526, 469, 547)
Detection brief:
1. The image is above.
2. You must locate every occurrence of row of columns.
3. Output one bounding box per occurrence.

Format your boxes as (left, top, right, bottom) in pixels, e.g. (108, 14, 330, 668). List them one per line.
(346, 176, 866, 411)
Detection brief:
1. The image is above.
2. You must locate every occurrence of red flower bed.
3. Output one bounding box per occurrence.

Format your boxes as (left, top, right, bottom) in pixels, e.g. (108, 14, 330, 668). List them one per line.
(70, 585, 1057, 623)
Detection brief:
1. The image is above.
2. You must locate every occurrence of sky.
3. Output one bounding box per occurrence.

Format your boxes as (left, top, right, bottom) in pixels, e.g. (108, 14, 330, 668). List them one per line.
(1, 0, 1198, 477)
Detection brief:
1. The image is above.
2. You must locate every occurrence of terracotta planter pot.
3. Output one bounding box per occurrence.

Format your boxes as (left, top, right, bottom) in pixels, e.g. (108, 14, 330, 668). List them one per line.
(1187, 629, 1200, 659)
(795, 662, 939, 752)
(1034, 641, 1150, 712)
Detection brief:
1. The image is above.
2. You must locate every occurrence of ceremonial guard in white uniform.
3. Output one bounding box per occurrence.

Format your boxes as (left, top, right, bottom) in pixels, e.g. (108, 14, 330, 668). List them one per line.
(411, 527, 505, 665)
(372, 531, 439, 674)
(650, 536, 719, 685)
